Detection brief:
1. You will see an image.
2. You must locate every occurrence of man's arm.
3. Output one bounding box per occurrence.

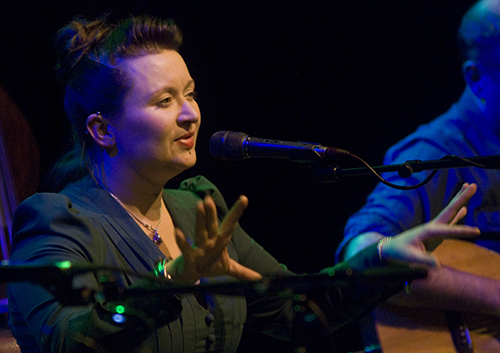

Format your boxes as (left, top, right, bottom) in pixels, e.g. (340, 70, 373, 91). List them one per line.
(343, 232, 385, 260)
(389, 265, 500, 317)
(345, 232, 500, 318)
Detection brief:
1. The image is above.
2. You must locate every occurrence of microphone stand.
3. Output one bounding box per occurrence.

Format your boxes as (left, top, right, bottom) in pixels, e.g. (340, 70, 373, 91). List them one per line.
(103, 267, 428, 301)
(1, 263, 427, 353)
(0, 262, 428, 304)
(310, 154, 500, 182)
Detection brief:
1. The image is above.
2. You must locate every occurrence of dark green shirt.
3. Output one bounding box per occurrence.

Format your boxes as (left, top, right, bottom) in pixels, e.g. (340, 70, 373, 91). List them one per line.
(8, 176, 404, 352)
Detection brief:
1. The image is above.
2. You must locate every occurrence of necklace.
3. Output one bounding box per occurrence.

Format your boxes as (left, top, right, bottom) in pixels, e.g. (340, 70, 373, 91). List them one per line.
(97, 180, 163, 245)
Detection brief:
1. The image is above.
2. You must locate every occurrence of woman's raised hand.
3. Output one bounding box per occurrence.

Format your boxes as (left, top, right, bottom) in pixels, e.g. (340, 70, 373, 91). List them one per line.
(170, 195, 262, 284)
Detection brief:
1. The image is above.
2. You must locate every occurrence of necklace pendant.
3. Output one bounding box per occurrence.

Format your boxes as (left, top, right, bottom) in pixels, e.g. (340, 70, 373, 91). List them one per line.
(152, 230, 162, 245)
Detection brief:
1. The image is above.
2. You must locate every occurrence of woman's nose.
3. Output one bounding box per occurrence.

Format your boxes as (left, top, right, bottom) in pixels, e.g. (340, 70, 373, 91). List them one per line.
(178, 100, 200, 124)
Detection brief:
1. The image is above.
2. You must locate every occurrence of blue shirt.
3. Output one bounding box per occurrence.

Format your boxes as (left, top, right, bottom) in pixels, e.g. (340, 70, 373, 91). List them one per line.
(337, 88, 500, 262)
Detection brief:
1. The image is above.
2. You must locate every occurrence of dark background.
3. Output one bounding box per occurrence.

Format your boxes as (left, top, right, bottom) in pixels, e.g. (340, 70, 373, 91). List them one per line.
(0, 1, 479, 351)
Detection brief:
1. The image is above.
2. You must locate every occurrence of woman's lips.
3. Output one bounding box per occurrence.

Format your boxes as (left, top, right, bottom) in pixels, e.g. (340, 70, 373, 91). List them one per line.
(176, 132, 195, 148)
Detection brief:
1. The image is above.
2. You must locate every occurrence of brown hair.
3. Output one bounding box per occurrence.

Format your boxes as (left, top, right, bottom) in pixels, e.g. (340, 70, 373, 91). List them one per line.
(47, 15, 183, 191)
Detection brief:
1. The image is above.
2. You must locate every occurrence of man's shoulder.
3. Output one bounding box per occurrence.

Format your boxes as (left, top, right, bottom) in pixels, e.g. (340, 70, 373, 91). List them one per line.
(385, 106, 471, 162)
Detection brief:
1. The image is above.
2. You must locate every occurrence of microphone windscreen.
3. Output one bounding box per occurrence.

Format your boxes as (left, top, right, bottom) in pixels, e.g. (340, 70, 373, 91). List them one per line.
(209, 131, 248, 161)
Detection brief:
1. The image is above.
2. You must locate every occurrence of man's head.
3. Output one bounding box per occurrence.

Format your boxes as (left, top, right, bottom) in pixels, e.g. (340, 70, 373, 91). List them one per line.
(459, 0, 500, 126)
(459, 0, 500, 68)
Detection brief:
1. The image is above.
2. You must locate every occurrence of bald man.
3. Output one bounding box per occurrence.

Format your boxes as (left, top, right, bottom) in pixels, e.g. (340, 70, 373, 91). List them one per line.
(338, 0, 500, 321)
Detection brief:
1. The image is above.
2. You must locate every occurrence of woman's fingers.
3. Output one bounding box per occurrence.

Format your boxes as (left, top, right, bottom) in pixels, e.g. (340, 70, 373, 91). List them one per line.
(197, 196, 249, 278)
(195, 200, 207, 246)
(175, 228, 194, 256)
(203, 196, 219, 239)
(196, 195, 248, 248)
(182, 195, 250, 281)
(219, 195, 248, 237)
(195, 196, 221, 247)
(227, 259, 263, 281)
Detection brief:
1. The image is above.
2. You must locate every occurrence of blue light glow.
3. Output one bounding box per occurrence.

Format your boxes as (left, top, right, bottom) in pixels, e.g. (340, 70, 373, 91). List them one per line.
(112, 314, 126, 324)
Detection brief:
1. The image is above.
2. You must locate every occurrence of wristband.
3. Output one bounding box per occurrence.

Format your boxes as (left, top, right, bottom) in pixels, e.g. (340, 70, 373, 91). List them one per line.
(377, 237, 392, 261)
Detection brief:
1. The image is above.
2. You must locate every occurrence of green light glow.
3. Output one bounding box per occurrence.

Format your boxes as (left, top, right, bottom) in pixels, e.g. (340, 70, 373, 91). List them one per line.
(115, 305, 125, 314)
(154, 259, 166, 277)
(57, 261, 72, 269)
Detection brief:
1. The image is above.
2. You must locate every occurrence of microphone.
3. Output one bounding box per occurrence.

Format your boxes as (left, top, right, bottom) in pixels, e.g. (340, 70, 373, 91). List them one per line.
(209, 131, 350, 163)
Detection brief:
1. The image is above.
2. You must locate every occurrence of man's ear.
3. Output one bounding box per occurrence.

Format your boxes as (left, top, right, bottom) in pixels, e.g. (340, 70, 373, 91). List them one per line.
(86, 113, 116, 148)
(463, 60, 486, 99)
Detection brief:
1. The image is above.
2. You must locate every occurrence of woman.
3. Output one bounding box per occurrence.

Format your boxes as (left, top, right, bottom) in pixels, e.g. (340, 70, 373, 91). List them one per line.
(7, 15, 480, 353)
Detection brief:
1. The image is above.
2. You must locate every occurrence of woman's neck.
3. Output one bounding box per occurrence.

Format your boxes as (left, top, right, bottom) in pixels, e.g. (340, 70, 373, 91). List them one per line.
(95, 164, 166, 216)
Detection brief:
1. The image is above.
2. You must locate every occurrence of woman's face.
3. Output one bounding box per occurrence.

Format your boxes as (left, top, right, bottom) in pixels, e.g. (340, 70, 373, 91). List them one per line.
(112, 50, 200, 179)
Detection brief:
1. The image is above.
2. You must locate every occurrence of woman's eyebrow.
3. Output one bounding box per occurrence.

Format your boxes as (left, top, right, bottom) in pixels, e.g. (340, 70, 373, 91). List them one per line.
(149, 79, 196, 102)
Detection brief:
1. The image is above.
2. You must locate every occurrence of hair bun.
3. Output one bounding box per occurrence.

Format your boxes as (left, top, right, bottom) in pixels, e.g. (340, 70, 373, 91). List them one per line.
(54, 18, 110, 81)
